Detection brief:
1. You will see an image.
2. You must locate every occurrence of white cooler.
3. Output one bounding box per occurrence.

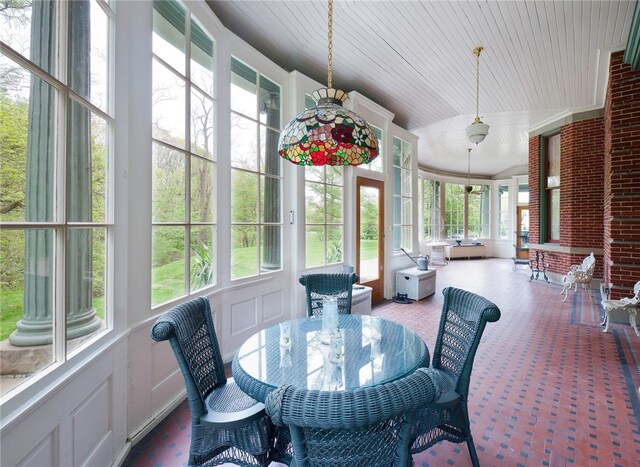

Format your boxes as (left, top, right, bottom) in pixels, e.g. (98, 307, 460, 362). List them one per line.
(395, 268, 437, 301)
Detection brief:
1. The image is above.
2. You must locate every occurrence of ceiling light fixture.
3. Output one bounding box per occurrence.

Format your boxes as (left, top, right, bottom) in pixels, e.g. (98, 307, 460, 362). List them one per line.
(466, 47, 489, 145)
(277, 0, 379, 166)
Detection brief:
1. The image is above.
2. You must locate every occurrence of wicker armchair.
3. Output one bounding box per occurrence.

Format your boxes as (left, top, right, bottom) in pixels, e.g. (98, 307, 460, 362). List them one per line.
(265, 367, 444, 467)
(150, 297, 273, 466)
(560, 252, 596, 302)
(299, 273, 359, 317)
(410, 287, 501, 467)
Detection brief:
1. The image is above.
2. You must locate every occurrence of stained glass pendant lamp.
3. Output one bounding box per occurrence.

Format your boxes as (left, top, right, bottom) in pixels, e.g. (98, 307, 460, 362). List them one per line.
(466, 47, 490, 145)
(277, 0, 379, 166)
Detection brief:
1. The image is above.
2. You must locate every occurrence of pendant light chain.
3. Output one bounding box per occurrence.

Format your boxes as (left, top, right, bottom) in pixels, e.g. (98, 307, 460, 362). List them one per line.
(475, 48, 480, 119)
(327, 0, 333, 88)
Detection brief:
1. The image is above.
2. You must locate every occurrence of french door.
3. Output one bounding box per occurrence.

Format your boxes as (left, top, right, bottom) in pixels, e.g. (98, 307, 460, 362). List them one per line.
(356, 177, 384, 304)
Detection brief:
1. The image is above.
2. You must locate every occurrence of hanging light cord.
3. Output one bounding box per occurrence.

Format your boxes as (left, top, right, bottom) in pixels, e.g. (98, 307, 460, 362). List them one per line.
(327, 0, 333, 88)
(473, 47, 483, 120)
(467, 149, 471, 185)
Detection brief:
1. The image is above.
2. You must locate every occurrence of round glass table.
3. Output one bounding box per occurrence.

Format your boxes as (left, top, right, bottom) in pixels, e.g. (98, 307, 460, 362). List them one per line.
(232, 314, 429, 403)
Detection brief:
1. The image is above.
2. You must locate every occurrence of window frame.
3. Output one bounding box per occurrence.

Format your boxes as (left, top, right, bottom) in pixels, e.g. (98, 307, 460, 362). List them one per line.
(392, 136, 413, 252)
(541, 131, 561, 243)
(0, 0, 115, 400)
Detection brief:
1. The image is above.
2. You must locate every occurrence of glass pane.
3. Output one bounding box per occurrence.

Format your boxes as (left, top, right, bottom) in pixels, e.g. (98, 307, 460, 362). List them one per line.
(152, 143, 185, 222)
(152, 0, 186, 75)
(231, 170, 257, 223)
(230, 114, 257, 170)
(0, 61, 57, 222)
(0, 1, 56, 76)
(326, 166, 343, 186)
(152, 226, 186, 306)
(402, 198, 412, 224)
(393, 166, 401, 195)
(305, 226, 325, 267)
(550, 189, 560, 241)
(152, 59, 186, 147)
(68, 0, 108, 112)
(260, 175, 281, 224)
(259, 75, 280, 128)
(231, 225, 258, 279)
(325, 184, 342, 224)
(66, 227, 106, 355)
(401, 168, 411, 195)
(368, 126, 383, 173)
(67, 101, 108, 223)
(190, 157, 214, 223)
(401, 142, 411, 169)
(190, 87, 215, 159)
(260, 225, 281, 272)
(260, 126, 281, 176)
(499, 185, 509, 239)
(0, 228, 55, 396)
(230, 58, 257, 118)
(305, 182, 325, 224)
(359, 186, 379, 282)
(190, 18, 214, 95)
(326, 225, 343, 264)
(402, 226, 412, 251)
(305, 166, 324, 182)
(547, 134, 560, 188)
(393, 225, 401, 252)
(393, 137, 401, 167)
(190, 225, 215, 291)
(393, 197, 401, 224)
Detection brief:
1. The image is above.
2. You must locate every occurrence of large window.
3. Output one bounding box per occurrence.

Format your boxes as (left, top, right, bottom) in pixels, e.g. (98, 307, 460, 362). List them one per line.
(0, 0, 114, 395)
(444, 184, 465, 239)
(151, 0, 216, 306)
(392, 137, 412, 252)
(422, 177, 442, 241)
(467, 184, 490, 239)
(230, 57, 282, 279)
(498, 184, 509, 239)
(544, 133, 560, 242)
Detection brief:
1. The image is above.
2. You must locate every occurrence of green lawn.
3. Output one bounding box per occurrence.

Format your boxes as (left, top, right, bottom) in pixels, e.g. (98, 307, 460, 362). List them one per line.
(2, 240, 381, 340)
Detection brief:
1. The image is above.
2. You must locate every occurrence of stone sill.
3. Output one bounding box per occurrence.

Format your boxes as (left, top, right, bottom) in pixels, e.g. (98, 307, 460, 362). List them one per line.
(529, 244, 604, 256)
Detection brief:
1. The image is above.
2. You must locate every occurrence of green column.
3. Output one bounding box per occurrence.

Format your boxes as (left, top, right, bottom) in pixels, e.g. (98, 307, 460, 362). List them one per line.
(10, 0, 100, 346)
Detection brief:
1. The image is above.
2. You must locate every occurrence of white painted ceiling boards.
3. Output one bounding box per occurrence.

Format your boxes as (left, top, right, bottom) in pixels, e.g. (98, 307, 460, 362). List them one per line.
(207, 0, 636, 177)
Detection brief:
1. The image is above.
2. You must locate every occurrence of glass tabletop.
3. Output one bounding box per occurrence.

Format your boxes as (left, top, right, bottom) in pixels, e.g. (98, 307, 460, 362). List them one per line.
(232, 314, 429, 402)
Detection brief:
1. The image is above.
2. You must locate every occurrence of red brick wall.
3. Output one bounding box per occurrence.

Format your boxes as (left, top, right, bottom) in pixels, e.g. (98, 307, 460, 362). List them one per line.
(527, 120, 605, 278)
(603, 51, 640, 299)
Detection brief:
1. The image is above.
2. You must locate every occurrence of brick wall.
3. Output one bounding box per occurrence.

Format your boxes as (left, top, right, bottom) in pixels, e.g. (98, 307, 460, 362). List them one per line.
(603, 51, 640, 299)
(527, 120, 605, 278)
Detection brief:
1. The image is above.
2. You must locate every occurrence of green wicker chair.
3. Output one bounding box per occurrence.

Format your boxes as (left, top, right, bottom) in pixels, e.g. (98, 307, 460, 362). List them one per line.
(150, 297, 273, 466)
(410, 287, 501, 467)
(265, 367, 444, 467)
(299, 273, 360, 317)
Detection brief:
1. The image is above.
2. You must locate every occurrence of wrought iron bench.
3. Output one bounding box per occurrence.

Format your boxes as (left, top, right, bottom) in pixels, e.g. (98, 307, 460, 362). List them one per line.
(560, 252, 596, 302)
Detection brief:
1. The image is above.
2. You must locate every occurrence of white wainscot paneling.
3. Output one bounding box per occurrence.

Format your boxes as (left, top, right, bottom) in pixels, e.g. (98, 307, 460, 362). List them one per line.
(15, 430, 56, 466)
(262, 290, 284, 322)
(150, 339, 185, 414)
(230, 298, 259, 335)
(73, 381, 112, 465)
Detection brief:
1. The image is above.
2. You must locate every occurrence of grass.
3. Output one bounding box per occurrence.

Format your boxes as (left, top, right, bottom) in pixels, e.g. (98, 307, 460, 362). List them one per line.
(1, 239, 382, 340)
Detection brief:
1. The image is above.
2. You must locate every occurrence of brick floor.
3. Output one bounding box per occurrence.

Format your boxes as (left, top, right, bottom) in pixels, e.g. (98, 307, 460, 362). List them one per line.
(124, 258, 640, 466)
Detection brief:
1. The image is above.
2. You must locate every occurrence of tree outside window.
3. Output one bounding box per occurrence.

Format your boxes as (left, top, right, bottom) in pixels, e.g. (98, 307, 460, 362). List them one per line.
(151, 0, 216, 306)
(230, 58, 282, 279)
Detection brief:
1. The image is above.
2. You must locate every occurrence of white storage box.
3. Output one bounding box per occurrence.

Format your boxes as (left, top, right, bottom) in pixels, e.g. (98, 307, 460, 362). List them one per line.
(395, 268, 437, 301)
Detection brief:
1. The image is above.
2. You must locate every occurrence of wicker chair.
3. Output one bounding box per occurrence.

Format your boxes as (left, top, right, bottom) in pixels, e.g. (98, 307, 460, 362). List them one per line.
(265, 367, 444, 467)
(150, 297, 273, 466)
(410, 287, 501, 467)
(560, 252, 596, 302)
(299, 273, 360, 317)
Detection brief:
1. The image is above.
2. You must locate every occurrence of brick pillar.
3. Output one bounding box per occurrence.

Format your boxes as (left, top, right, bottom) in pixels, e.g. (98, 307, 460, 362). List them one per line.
(603, 51, 640, 299)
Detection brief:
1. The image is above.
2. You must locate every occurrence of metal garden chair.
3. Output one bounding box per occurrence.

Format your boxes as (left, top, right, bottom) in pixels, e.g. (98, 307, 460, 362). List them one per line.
(150, 297, 273, 466)
(560, 252, 596, 302)
(410, 287, 501, 467)
(265, 367, 444, 467)
(299, 273, 359, 317)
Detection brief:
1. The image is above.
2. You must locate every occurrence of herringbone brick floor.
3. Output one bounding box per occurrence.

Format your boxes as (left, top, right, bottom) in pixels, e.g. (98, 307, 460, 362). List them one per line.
(124, 258, 640, 466)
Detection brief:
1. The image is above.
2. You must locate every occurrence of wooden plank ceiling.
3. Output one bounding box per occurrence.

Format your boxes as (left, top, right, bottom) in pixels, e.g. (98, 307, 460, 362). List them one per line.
(207, 0, 636, 176)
